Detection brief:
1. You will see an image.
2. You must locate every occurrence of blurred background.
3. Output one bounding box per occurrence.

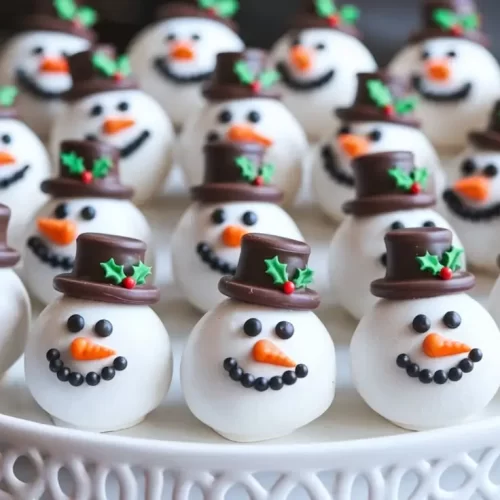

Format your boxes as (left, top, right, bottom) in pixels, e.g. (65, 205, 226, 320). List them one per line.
(1, 0, 498, 64)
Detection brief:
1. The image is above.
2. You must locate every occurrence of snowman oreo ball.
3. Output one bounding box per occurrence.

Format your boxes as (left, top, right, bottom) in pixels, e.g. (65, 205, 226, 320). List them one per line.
(25, 233, 172, 432)
(0, 205, 31, 376)
(351, 228, 500, 431)
(388, 0, 500, 152)
(269, 0, 376, 142)
(127, 0, 244, 130)
(179, 50, 308, 205)
(311, 71, 444, 222)
(0, 0, 96, 140)
(329, 151, 462, 320)
(182, 233, 335, 442)
(50, 49, 175, 205)
(171, 140, 303, 313)
(23, 140, 151, 306)
(0, 86, 51, 250)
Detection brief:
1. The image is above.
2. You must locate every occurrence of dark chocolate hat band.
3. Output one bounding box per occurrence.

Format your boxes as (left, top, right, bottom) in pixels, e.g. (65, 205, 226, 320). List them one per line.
(0, 204, 20, 267)
(468, 100, 500, 150)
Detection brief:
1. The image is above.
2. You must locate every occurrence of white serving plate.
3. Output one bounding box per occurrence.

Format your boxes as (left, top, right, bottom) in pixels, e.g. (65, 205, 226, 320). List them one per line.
(1, 186, 500, 500)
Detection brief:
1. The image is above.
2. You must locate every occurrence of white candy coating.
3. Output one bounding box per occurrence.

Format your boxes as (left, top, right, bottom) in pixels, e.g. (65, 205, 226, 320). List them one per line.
(171, 201, 303, 312)
(182, 299, 335, 442)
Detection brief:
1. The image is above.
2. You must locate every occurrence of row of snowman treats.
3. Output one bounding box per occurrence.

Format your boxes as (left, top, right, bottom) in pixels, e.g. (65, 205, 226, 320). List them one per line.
(4, 216, 500, 440)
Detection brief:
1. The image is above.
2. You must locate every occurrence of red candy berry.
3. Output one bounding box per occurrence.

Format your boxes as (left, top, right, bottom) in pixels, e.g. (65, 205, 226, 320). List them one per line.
(122, 277, 136, 289)
(383, 104, 394, 116)
(207, 7, 217, 16)
(114, 73, 124, 82)
(410, 182, 421, 194)
(81, 171, 93, 184)
(254, 176, 264, 186)
(283, 281, 295, 295)
(451, 24, 463, 35)
(440, 267, 453, 280)
(328, 15, 340, 27)
(251, 81, 261, 93)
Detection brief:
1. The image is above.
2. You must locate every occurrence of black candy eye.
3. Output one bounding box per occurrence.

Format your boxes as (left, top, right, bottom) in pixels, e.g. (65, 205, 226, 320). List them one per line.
(421, 50, 430, 60)
(242, 211, 258, 226)
(369, 130, 382, 142)
(447, 50, 457, 58)
(192, 34, 201, 41)
(94, 319, 113, 337)
(337, 125, 350, 136)
(443, 311, 461, 329)
(90, 105, 103, 117)
(85, 134, 98, 142)
(67, 314, 84, 333)
(247, 110, 260, 123)
(218, 110, 232, 124)
(243, 318, 261, 336)
(54, 203, 68, 219)
(165, 33, 176, 41)
(391, 221, 405, 230)
(206, 131, 220, 143)
(412, 314, 430, 334)
(291, 37, 301, 47)
(461, 159, 476, 176)
(32, 46, 44, 56)
(275, 321, 294, 339)
(211, 208, 225, 224)
(117, 101, 129, 112)
(1, 134, 11, 144)
(315, 43, 326, 51)
(423, 220, 436, 227)
(80, 206, 96, 220)
(484, 164, 498, 178)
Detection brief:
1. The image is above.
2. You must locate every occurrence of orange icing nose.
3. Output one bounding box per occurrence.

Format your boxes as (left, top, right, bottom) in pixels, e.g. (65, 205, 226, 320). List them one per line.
(70, 337, 116, 361)
(425, 60, 451, 82)
(453, 175, 490, 201)
(422, 333, 471, 358)
(102, 118, 136, 135)
(222, 225, 248, 247)
(39, 57, 69, 74)
(252, 339, 296, 367)
(0, 151, 16, 165)
(289, 45, 313, 72)
(338, 134, 370, 158)
(226, 124, 274, 147)
(169, 42, 195, 61)
(37, 218, 77, 246)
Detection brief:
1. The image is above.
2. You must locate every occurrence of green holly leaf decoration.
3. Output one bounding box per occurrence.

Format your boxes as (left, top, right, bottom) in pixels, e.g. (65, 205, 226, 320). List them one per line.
(258, 69, 281, 88)
(235, 156, 257, 182)
(76, 6, 98, 27)
(132, 261, 152, 285)
(0, 86, 18, 107)
(315, 0, 336, 17)
(260, 163, 275, 184)
(264, 256, 289, 285)
(116, 55, 131, 77)
(61, 151, 85, 175)
(198, 0, 213, 7)
(198, 0, 239, 17)
(92, 156, 112, 178)
(461, 13, 479, 30)
(92, 52, 117, 77)
(100, 258, 127, 285)
(416, 252, 444, 276)
(366, 79, 393, 108)
(233, 61, 254, 85)
(433, 8, 457, 30)
(441, 246, 464, 272)
(412, 167, 429, 188)
(388, 166, 413, 191)
(340, 5, 360, 24)
(394, 96, 419, 115)
(293, 267, 314, 289)
(54, 0, 77, 21)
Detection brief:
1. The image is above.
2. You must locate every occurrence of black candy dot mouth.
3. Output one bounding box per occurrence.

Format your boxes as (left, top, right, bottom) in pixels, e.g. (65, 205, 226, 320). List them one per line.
(196, 242, 237, 275)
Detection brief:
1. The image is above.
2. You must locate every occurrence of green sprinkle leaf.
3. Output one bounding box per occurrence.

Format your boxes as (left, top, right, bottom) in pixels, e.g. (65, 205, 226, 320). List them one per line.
(132, 261, 152, 285)
(198, 0, 215, 8)
(315, 0, 336, 18)
(366, 79, 393, 107)
(92, 156, 112, 178)
(433, 8, 457, 29)
(442, 246, 464, 271)
(264, 256, 289, 285)
(394, 96, 419, 115)
(258, 69, 281, 88)
(54, 0, 77, 21)
(461, 13, 479, 30)
(234, 60, 254, 85)
(260, 163, 275, 184)
(416, 251, 444, 276)
(388, 166, 413, 191)
(61, 151, 85, 175)
(92, 52, 117, 77)
(76, 6, 98, 27)
(411, 167, 429, 187)
(293, 267, 314, 288)
(100, 258, 127, 285)
(215, 0, 239, 18)
(340, 4, 360, 24)
(116, 55, 131, 76)
(0, 86, 18, 107)
(234, 156, 257, 182)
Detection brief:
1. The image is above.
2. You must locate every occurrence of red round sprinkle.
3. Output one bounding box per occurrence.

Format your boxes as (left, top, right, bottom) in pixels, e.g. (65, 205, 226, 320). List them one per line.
(81, 171, 93, 184)
(328, 15, 339, 27)
(383, 104, 394, 116)
(114, 73, 124, 82)
(283, 281, 295, 295)
(122, 277, 136, 289)
(440, 267, 453, 280)
(254, 176, 264, 186)
(207, 7, 217, 16)
(251, 81, 261, 93)
(451, 25, 463, 35)
(410, 182, 421, 194)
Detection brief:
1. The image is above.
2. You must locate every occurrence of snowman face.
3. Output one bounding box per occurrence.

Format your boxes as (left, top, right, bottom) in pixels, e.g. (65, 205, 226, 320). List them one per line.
(4, 31, 89, 97)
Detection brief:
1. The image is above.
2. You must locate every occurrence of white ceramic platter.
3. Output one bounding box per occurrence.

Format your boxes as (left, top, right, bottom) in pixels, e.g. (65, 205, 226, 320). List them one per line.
(1, 189, 500, 500)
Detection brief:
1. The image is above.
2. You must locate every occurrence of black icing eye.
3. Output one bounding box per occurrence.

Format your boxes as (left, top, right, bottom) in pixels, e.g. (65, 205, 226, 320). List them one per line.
(243, 318, 261, 337)
(423, 220, 436, 227)
(337, 125, 351, 136)
(90, 104, 103, 117)
(242, 211, 258, 226)
(94, 319, 113, 337)
(275, 321, 294, 339)
(67, 314, 84, 333)
(32, 46, 44, 56)
(443, 311, 461, 329)
(54, 203, 68, 219)
(165, 33, 176, 41)
(80, 206, 96, 220)
(1, 134, 11, 145)
(315, 43, 326, 51)
(391, 221, 405, 230)
(369, 130, 382, 142)
(117, 101, 129, 112)
(247, 110, 261, 123)
(206, 131, 220, 143)
(192, 34, 201, 41)
(412, 314, 431, 334)
(291, 37, 301, 47)
(421, 50, 430, 60)
(484, 164, 498, 178)
(447, 50, 457, 58)
(211, 208, 225, 224)
(218, 110, 232, 124)
(461, 159, 476, 176)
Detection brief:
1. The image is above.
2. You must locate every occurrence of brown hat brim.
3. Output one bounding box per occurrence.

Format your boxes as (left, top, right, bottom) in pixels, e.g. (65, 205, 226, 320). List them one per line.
(41, 179, 134, 199)
(336, 106, 420, 128)
(64, 79, 138, 102)
(20, 16, 96, 42)
(371, 271, 475, 300)
(202, 83, 281, 101)
(219, 275, 320, 310)
(408, 28, 488, 46)
(468, 131, 500, 150)
(288, 15, 361, 39)
(54, 275, 160, 305)
(343, 193, 436, 216)
(191, 183, 283, 204)
(0, 247, 20, 268)
(156, 3, 238, 31)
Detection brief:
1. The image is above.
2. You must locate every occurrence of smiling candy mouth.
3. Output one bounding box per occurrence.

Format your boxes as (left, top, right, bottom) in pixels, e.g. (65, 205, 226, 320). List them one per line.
(223, 357, 309, 391)
(411, 75, 472, 102)
(276, 62, 335, 91)
(117, 130, 151, 159)
(153, 57, 213, 84)
(0, 164, 30, 189)
(27, 236, 74, 270)
(196, 242, 237, 275)
(16, 69, 66, 100)
(320, 144, 354, 187)
(442, 188, 500, 221)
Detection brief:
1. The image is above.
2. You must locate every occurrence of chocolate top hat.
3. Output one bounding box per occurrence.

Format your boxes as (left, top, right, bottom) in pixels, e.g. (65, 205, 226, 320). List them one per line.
(0, 86, 19, 120)
(0, 204, 21, 268)
(20, 0, 97, 42)
(41, 140, 134, 199)
(191, 141, 283, 204)
(156, 0, 239, 31)
(336, 71, 420, 127)
(202, 50, 281, 101)
(54, 233, 159, 305)
(288, 0, 362, 38)
(469, 101, 500, 150)
(65, 49, 137, 101)
(409, 0, 487, 46)
(343, 151, 436, 216)
(219, 233, 320, 310)
(371, 227, 474, 300)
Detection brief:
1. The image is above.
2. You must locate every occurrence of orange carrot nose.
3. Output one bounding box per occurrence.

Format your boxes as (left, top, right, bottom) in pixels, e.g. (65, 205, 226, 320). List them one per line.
(289, 45, 313, 72)
(453, 175, 490, 202)
(338, 133, 370, 158)
(39, 57, 69, 74)
(425, 59, 451, 82)
(70, 337, 116, 361)
(102, 118, 136, 136)
(252, 339, 296, 367)
(0, 151, 16, 165)
(37, 218, 77, 246)
(226, 124, 274, 147)
(423, 333, 471, 358)
(222, 225, 248, 247)
(169, 41, 195, 61)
